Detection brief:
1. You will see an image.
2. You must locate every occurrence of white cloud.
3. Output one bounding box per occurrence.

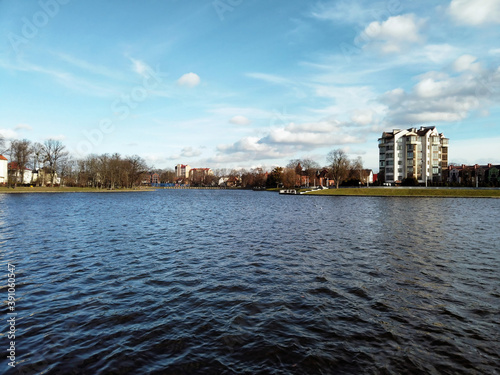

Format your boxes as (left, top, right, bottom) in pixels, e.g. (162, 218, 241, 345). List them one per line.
(215, 117, 366, 163)
(449, 0, 500, 25)
(0, 129, 18, 140)
(57, 52, 123, 80)
(229, 115, 251, 126)
(167, 146, 203, 160)
(452, 54, 481, 72)
(180, 146, 202, 158)
(245, 72, 293, 86)
(358, 14, 425, 54)
(209, 106, 272, 119)
(177, 72, 201, 87)
(130, 58, 151, 77)
(310, 0, 397, 26)
(261, 125, 360, 146)
(213, 137, 291, 162)
(0, 59, 118, 97)
(14, 124, 33, 131)
(380, 60, 500, 126)
(351, 109, 374, 125)
(418, 44, 460, 64)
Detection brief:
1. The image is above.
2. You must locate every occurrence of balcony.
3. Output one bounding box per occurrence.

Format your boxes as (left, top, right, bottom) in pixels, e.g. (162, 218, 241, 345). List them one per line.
(406, 136, 418, 144)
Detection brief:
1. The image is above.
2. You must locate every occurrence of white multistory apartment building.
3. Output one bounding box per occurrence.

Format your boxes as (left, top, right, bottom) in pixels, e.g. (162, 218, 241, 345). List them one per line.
(175, 164, 191, 178)
(378, 126, 449, 184)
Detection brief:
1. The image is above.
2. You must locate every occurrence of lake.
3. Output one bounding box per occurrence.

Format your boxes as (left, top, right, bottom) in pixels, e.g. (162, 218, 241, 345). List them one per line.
(1, 190, 499, 374)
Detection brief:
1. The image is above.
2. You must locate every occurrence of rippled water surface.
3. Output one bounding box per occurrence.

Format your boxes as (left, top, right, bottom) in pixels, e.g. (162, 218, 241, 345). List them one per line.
(1, 190, 499, 374)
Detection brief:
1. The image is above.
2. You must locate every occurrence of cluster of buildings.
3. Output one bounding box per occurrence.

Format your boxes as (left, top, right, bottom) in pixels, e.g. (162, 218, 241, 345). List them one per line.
(174, 164, 213, 184)
(447, 163, 500, 186)
(0, 154, 60, 186)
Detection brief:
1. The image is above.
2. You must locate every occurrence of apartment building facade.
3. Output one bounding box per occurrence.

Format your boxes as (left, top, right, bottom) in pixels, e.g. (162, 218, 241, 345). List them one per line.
(378, 126, 449, 184)
(189, 168, 213, 184)
(175, 164, 191, 178)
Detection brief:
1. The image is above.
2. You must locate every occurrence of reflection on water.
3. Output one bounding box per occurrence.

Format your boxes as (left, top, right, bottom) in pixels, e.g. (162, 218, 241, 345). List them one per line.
(1, 190, 499, 374)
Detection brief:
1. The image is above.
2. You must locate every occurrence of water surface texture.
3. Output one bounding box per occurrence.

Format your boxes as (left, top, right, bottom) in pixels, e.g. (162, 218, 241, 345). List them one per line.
(1, 190, 499, 374)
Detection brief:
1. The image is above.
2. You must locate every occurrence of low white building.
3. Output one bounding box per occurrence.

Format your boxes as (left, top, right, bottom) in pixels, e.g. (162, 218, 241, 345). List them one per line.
(0, 155, 7, 185)
(362, 169, 374, 184)
(8, 162, 33, 185)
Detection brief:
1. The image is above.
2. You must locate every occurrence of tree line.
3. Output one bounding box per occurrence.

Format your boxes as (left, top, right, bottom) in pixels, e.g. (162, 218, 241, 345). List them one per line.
(3, 138, 150, 189)
(1, 134, 366, 189)
(265, 150, 365, 189)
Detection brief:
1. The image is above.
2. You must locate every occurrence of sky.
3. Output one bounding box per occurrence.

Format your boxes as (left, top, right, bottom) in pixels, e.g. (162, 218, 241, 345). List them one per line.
(1, 0, 499, 171)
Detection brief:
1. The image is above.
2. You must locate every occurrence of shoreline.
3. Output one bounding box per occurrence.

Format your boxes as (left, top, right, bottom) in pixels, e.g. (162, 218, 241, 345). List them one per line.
(1, 186, 499, 198)
(0, 187, 156, 194)
(302, 187, 500, 198)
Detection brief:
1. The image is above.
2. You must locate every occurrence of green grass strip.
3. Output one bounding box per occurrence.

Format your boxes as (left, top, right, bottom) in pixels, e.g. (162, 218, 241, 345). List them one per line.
(305, 187, 500, 198)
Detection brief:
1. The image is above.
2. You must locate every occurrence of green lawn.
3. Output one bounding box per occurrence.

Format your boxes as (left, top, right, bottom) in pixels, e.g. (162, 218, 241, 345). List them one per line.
(304, 187, 500, 198)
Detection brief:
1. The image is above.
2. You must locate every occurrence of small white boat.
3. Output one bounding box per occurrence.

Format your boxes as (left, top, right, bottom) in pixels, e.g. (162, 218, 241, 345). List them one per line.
(279, 189, 298, 195)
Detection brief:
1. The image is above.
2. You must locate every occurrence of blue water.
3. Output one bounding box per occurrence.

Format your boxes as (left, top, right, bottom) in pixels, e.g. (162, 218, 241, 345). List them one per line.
(1, 190, 499, 374)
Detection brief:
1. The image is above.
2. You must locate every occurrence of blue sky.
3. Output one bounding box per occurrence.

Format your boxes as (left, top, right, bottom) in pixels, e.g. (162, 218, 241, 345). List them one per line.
(1, 0, 499, 171)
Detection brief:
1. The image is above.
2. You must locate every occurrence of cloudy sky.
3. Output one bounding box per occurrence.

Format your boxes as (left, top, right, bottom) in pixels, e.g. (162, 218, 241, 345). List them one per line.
(1, 0, 499, 170)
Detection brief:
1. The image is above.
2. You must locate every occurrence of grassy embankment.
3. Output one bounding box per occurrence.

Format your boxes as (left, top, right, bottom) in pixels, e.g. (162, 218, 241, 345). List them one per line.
(303, 187, 500, 198)
(0, 186, 155, 194)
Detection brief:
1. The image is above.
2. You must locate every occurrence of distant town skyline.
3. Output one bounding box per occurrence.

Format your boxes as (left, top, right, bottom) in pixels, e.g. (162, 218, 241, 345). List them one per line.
(1, 0, 499, 171)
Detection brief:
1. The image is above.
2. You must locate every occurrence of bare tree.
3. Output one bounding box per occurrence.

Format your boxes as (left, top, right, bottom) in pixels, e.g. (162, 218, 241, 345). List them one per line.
(287, 158, 321, 187)
(0, 134, 5, 154)
(9, 139, 33, 187)
(59, 156, 77, 186)
(327, 149, 351, 189)
(31, 142, 44, 185)
(42, 139, 68, 186)
(282, 168, 297, 188)
(351, 156, 364, 183)
(125, 155, 148, 188)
